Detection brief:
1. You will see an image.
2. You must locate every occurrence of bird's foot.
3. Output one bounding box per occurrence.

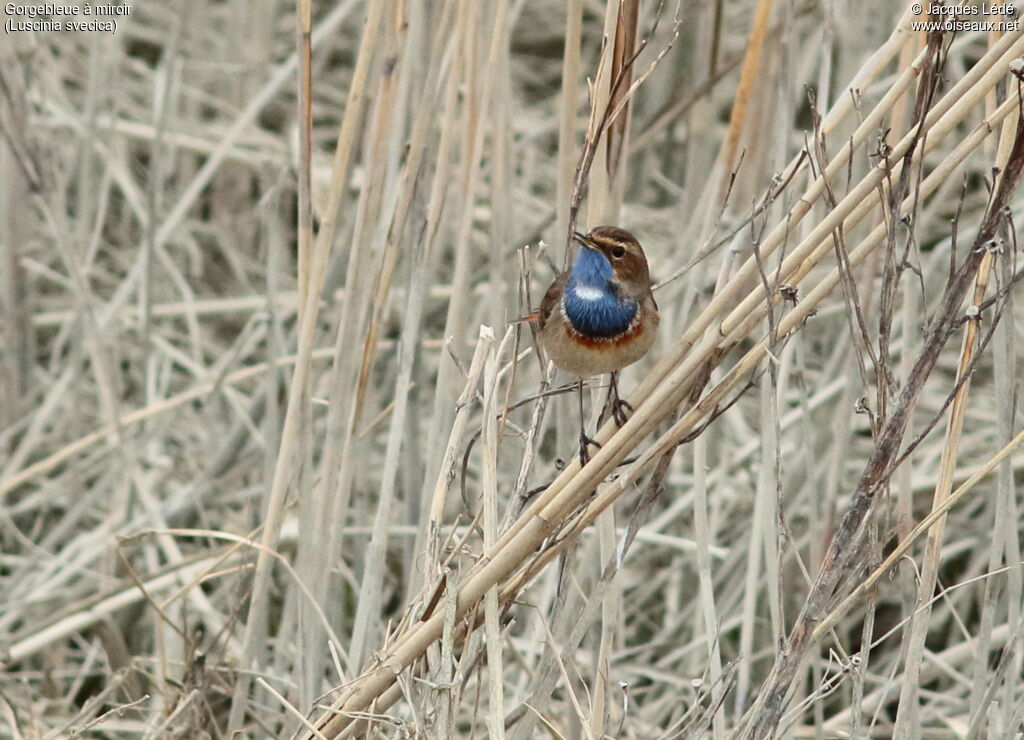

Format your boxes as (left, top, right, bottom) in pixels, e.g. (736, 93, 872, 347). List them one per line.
(599, 393, 634, 428)
(611, 397, 633, 427)
(598, 371, 634, 429)
(579, 433, 601, 464)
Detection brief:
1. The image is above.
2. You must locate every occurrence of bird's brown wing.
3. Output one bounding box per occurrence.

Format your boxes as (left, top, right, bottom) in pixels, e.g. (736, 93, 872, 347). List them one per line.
(647, 291, 658, 313)
(537, 271, 568, 330)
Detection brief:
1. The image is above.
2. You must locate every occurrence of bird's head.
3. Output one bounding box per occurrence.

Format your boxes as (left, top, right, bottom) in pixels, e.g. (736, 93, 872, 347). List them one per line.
(571, 226, 651, 296)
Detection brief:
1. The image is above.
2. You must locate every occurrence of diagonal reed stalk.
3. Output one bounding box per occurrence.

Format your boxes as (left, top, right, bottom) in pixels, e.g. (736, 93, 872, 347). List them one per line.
(226, 0, 388, 728)
(8, 3, 1024, 738)
(307, 16, 1024, 739)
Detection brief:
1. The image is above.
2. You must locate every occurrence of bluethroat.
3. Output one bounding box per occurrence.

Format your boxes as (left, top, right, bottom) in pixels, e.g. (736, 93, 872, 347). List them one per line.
(537, 226, 659, 463)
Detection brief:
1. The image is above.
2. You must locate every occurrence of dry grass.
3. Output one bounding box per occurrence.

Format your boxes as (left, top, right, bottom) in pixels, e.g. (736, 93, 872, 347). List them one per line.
(2, 1, 1024, 738)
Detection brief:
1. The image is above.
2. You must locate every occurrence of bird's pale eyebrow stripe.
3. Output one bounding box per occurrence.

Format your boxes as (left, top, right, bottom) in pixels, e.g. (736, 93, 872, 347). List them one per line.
(592, 234, 634, 248)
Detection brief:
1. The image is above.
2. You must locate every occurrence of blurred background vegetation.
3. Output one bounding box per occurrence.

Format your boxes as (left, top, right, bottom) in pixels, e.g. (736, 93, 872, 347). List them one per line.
(1, 0, 1023, 737)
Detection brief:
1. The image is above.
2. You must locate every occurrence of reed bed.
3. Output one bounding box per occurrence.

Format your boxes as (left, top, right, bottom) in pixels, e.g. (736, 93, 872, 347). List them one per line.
(1, 1, 1023, 738)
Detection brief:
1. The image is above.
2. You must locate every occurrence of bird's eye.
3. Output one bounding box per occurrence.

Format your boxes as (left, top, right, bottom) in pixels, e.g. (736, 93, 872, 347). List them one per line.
(611, 246, 626, 259)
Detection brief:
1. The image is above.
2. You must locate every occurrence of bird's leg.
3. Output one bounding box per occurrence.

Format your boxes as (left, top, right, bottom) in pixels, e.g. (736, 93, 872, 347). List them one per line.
(577, 377, 601, 464)
(600, 371, 633, 428)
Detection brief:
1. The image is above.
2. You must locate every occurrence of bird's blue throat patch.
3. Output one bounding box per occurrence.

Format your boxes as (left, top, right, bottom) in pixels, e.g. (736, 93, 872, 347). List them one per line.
(563, 247, 637, 338)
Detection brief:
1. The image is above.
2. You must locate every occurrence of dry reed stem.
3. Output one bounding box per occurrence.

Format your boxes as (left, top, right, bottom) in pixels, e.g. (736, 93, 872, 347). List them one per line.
(312, 25, 1024, 737)
(716, 0, 775, 202)
(892, 99, 1013, 735)
(5, 551, 236, 664)
(497, 31, 1023, 590)
(813, 424, 1024, 644)
(0, 348, 338, 501)
(7, 3, 1024, 737)
(227, 0, 388, 727)
(742, 89, 1024, 739)
(321, 71, 1007, 740)
(480, 327, 508, 740)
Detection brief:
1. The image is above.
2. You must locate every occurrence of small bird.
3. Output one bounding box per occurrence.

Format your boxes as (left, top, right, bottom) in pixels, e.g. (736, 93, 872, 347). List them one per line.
(537, 226, 659, 463)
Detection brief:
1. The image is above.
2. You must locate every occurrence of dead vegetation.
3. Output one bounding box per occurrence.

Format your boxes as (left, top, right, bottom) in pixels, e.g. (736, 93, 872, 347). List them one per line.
(1, 1, 1023, 738)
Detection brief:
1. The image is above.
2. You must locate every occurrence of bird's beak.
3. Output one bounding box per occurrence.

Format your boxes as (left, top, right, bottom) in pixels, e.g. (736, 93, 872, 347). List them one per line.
(572, 231, 599, 251)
